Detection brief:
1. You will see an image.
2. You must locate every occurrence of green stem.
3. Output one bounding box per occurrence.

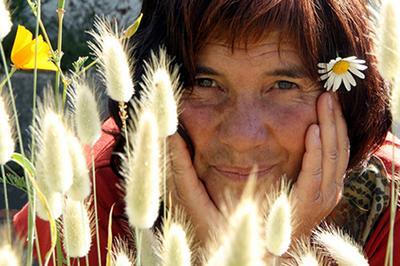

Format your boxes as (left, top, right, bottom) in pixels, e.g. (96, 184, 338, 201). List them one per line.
(25, 1, 42, 265)
(0, 67, 16, 91)
(135, 228, 142, 266)
(77, 59, 99, 76)
(1, 164, 11, 242)
(62, 80, 67, 111)
(34, 225, 43, 266)
(56, 230, 64, 266)
(163, 139, 167, 219)
(55, 6, 65, 111)
(62, 215, 72, 266)
(91, 148, 102, 266)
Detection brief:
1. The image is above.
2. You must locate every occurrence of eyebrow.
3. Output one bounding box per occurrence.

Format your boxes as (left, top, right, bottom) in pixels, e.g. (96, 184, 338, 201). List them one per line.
(195, 65, 221, 76)
(195, 64, 308, 79)
(264, 66, 308, 79)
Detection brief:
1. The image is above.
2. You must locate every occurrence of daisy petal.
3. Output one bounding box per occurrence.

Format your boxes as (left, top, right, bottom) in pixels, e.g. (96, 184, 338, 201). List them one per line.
(349, 68, 365, 79)
(333, 76, 343, 92)
(343, 75, 351, 91)
(318, 69, 328, 74)
(318, 63, 327, 68)
(320, 73, 330, 80)
(345, 71, 357, 86)
(326, 73, 335, 90)
(324, 80, 330, 89)
(352, 63, 368, 71)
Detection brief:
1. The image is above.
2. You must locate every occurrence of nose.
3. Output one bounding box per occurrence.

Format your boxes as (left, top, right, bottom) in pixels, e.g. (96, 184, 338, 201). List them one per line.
(218, 100, 267, 153)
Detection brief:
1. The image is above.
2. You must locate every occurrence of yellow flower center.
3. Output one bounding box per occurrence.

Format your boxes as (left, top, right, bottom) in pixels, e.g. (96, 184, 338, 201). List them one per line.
(332, 60, 350, 75)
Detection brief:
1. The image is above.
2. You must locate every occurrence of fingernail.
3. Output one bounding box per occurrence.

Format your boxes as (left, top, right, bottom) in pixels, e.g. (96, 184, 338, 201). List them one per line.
(327, 94, 333, 111)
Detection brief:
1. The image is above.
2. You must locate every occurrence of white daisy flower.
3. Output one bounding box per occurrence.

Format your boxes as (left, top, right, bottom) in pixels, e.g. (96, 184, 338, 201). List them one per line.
(318, 56, 368, 92)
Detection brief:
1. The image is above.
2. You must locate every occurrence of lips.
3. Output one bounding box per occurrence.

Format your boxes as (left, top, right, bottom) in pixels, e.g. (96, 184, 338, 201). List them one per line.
(212, 165, 275, 182)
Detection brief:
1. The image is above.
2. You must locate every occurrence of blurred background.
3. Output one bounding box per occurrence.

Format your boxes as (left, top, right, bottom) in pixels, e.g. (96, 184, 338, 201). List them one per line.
(0, 0, 142, 223)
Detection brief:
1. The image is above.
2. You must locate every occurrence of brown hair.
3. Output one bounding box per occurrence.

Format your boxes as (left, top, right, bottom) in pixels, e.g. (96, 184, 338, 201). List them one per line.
(109, 0, 391, 171)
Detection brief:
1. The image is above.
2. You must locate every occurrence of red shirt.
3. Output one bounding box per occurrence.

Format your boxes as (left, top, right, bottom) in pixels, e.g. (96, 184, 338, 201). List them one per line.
(13, 118, 400, 265)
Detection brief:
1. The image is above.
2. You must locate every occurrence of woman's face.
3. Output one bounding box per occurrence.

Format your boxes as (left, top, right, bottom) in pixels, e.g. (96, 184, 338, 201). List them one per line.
(180, 33, 322, 209)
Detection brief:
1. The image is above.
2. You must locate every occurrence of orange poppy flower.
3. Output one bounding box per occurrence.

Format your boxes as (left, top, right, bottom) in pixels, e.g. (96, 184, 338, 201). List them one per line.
(11, 25, 57, 71)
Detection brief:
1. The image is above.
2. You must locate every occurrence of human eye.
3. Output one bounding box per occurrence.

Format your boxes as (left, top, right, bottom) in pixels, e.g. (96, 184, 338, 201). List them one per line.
(194, 77, 219, 88)
(185, 77, 226, 105)
(272, 80, 299, 90)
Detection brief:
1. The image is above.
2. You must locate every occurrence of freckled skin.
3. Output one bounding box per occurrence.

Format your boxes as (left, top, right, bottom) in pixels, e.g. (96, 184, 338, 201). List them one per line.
(180, 34, 322, 209)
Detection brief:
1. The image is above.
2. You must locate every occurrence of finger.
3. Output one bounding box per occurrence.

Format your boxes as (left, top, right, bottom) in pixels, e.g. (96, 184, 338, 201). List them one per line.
(167, 133, 218, 216)
(318, 92, 339, 191)
(332, 93, 350, 186)
(293, 124, 322, 202)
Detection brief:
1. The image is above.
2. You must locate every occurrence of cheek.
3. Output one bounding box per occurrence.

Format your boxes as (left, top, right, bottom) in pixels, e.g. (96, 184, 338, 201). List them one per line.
(180, 103, 218, 149)
(266, 100, 318, 176)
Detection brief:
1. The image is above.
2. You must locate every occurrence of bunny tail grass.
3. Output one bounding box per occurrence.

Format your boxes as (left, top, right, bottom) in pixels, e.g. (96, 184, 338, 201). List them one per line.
(69, 78, 101, 146)
(160, 222, 192, 266)
(141, 48, 181, 137)
(123, 109, 161, 229)
(66, 133, 91, 201)
(89, 18, 135, 103)
(111, 238, 135, 266)
(38, 110, 73, 193)
(206, 199, 265, 266)
(376, 0, 400, 81)
(265, 191, 292, 257)
(62, 199, 92, 258)
(314, 226, 368, 266)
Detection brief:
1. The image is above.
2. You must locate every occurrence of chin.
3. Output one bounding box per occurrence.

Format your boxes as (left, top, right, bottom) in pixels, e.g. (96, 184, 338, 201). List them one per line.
(200, 169, 283, 211)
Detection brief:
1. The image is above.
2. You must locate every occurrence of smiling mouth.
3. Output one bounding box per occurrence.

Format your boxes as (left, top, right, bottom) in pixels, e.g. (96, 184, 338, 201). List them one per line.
(212, 165, 275, 182)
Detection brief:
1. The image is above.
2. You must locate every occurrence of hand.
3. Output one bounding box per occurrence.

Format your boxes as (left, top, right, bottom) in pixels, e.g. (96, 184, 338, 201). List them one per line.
(167, 133, 222, 246)
(291, 92, 350, 239)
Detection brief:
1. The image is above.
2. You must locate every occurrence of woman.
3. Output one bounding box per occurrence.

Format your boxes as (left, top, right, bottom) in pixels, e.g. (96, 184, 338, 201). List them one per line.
(14, 0, 400, 265)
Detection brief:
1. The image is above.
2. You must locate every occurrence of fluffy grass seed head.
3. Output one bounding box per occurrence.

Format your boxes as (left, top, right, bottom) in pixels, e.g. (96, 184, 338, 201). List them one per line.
(0, 244, 20, 266)
(265, 191, 292, 257)
(314, 226, 368, 266)
(35, 164, 63, 220)
(206, 199, 265, 266)
(0, 94, 14, 165)
(89, 18, 134, 102)
(39, 110, 73, 193)
(0, 0, 12, 40)
(62, 199, 92, 258)
(296, 253, 320, 266)
(123, 109, 161, 229)
(111, 238, 134, 266)
(160, 222, 192, 266)
(66, 133, 91, 201)
(285, 238, 324, 266)
(69, 78, 101, 146)
(0, 226, 22, 266)
(376, 0, 400, 81)
(141, 49, 181, 137)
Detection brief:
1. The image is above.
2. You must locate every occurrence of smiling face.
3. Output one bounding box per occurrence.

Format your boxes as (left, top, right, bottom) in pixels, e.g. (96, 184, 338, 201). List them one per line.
(180, 33, 322, 209)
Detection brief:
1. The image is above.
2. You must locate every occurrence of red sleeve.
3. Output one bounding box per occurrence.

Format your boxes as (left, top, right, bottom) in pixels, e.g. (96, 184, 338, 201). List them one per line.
(364, 206, 400, 266)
